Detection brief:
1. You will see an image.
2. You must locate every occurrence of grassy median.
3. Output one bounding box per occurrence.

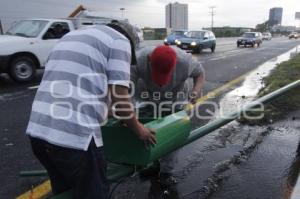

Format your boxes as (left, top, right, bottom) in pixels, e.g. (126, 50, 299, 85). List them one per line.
(242, 53, 300, 124)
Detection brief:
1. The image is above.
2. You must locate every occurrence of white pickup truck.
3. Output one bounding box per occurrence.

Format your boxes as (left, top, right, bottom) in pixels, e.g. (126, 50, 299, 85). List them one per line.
(0, 18, 137, 82)
(0, 19, 77, 82)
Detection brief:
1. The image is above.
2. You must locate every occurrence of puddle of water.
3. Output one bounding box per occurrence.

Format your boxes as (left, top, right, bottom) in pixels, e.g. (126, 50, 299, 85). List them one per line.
(208, 113, 300, 199)
(202, 45, 300, 199)
(218, 45, 300, 116)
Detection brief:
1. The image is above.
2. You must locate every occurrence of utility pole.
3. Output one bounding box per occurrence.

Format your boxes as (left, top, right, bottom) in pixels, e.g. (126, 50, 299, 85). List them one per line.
(120, 8, 125, 18)
(0, 19, 3, 34)
(209, 6, 216, 31)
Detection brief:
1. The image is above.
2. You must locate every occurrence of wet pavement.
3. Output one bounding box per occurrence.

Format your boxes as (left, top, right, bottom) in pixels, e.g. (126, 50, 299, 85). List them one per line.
(110, 115, 300, 199)
(1, 37, 300, 198)
(209, 113, 300, 199)
(110, 46, 300, 199)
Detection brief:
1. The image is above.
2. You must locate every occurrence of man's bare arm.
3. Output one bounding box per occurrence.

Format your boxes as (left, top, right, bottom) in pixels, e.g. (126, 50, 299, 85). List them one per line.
(190, 73, 205, 104)
(109, 85, 156, 146)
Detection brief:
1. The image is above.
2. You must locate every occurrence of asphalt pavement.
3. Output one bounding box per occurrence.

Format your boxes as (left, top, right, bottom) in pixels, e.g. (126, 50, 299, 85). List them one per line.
(1, 37, 300, 199)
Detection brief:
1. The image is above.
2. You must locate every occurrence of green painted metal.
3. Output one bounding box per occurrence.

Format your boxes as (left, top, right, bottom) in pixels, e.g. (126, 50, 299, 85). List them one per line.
(102, 111, 191, 165)
(20, 170, 47, 177)
(183, 80, 300, 146)
(24, 80, 300, 199)
(20, 163, 135, 182)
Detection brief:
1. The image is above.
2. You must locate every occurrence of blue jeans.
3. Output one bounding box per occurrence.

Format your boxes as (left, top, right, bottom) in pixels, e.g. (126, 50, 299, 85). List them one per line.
(30, 137, 109, 199)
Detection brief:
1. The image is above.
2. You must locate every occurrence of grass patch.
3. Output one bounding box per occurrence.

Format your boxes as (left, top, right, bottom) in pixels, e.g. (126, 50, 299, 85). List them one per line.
(240, 53, 300, 125)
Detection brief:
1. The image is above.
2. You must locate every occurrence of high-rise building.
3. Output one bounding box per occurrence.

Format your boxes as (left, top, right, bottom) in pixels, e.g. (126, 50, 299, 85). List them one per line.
(269, 7, 283, 26)
(165, 2, 188, 30)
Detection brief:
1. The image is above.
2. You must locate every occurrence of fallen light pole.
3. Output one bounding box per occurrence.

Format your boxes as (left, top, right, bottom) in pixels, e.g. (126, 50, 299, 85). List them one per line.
(20, 80, 300, 199)
(184, 80, 300, 145)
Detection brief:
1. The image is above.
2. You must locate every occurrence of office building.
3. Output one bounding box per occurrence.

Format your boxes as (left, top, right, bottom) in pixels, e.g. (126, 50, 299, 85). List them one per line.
(269, 7, 283, 26)
(165, 2, 188, 30)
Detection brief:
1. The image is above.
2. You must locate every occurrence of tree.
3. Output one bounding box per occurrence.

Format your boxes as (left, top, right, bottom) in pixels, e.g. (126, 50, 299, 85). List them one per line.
(255, 21, 270, 32)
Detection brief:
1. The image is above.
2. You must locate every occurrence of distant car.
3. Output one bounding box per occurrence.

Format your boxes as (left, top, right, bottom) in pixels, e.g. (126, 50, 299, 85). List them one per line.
(176, 30, 216, 53)
(237, 32, 263, 47)
(289, 32, 299, 39)
(262, 32, 272, 40)
(164, 30, 187, 45)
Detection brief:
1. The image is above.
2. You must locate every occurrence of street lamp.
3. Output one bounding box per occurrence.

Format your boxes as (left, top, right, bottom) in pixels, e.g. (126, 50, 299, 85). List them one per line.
(120, 8, 125, 18)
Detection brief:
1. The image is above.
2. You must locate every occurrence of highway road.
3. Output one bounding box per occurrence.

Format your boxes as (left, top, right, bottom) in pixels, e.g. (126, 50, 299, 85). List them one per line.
(1, 37, 300, 199)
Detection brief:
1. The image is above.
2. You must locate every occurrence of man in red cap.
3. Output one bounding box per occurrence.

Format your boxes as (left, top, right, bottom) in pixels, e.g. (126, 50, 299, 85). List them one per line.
(131, 45, 205, 110)
(131, 45, 205, 185)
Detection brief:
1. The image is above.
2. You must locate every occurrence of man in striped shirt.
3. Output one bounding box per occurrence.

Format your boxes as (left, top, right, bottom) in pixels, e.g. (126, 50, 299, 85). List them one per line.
(26, 21, 156, 199)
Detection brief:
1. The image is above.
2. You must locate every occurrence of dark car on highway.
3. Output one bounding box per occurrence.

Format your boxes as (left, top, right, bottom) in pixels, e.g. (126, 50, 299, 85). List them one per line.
(237, 32, 263, 47)
(289, 32, 299, 39)
(176, 30, 216, 53)
(164, 30, 187, 45)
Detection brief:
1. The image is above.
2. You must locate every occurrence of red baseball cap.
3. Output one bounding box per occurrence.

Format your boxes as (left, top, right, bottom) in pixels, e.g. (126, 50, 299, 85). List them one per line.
(150, 46, 177, 86)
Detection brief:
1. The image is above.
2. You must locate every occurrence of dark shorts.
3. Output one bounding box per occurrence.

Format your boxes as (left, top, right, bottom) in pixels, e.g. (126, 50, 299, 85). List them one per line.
(30, 137, 109, 199)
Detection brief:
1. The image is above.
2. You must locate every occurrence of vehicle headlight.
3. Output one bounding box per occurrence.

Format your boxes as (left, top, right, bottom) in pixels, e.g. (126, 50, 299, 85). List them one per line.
(176, 40, 181, 45)
(164, 38, 168, 42)
(191, 42, 197, 46)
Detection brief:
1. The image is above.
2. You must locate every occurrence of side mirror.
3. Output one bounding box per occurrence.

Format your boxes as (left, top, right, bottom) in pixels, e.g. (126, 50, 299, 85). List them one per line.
(203, 37, 208, 40)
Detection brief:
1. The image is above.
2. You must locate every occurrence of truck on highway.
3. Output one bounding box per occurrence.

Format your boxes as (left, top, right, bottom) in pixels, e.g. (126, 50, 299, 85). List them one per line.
(0, 17, 137, 82)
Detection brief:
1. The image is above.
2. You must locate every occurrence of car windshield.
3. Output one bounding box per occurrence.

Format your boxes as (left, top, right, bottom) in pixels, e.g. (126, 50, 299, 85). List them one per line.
(171, 31, 185, 36)
(5, 20, 48, 38)
(186, 31, 204, 39)
(242, 33, 255, 38)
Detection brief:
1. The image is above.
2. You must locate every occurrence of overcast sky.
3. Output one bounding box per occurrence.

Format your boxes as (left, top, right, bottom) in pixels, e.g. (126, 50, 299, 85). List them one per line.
(0, 0, 299, 31)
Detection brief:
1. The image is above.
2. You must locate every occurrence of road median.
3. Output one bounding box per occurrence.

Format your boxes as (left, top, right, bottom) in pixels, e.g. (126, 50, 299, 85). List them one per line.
(241, 52, 300, 124)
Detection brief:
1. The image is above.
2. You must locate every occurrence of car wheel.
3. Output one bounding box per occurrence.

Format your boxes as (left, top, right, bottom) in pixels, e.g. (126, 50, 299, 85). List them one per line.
(251, 43, 255, 48)
(9, 56, 36, 83)
(237, 43, 240, 47)
(211, 44, 216, 53)
(244, 44, 247, 48)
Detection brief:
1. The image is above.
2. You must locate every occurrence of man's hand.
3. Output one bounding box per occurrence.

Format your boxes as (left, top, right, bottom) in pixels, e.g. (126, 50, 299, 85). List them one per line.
(190, 71, 205, 104)
(134, 123, 156, 148)
(110, 85, 157, 148)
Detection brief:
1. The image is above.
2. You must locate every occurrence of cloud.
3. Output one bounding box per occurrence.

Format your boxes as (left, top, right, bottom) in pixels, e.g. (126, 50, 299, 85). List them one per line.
(0, 0, 299, 31)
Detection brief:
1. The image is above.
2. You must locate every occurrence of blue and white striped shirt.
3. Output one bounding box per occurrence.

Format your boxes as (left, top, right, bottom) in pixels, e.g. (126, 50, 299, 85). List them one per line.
(26, 25, 131, 150)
